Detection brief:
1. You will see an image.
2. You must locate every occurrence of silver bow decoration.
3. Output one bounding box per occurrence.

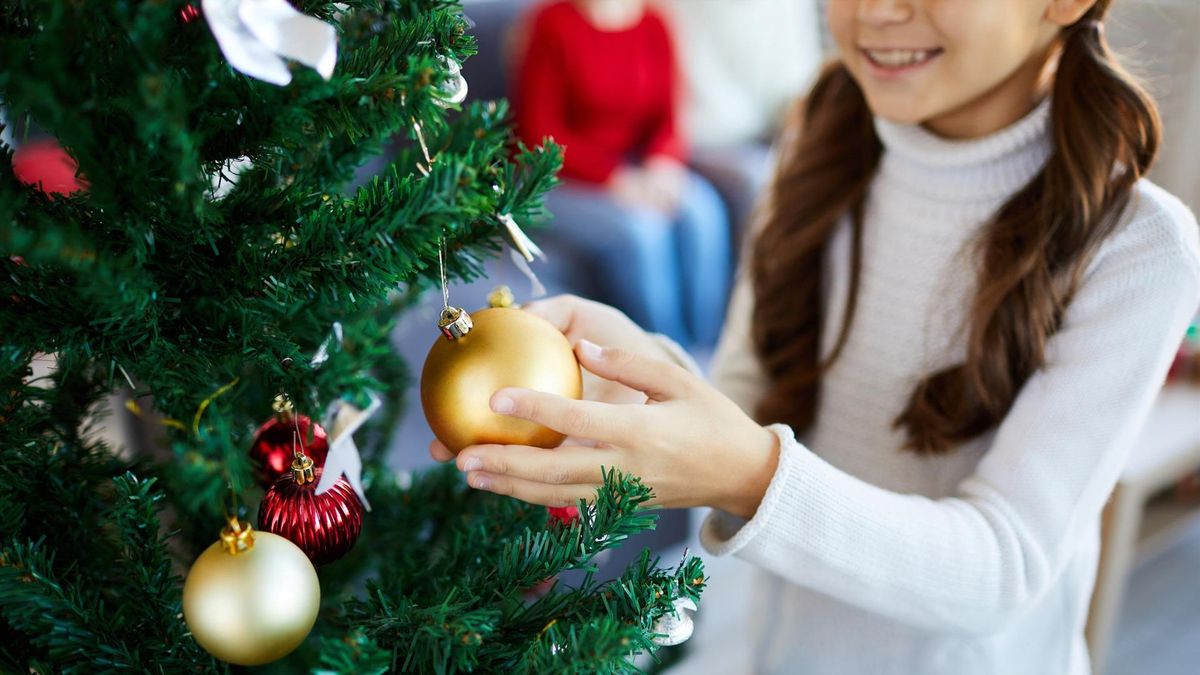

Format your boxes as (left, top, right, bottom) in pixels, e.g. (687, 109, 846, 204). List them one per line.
(202, 0, 338, 86)
(310, 321, 344, 368)
(208, 155, 252, 200)
(433, 56, 469, 108)
(308, 321, 374, 507)
(499, 213, 547, 298)
(315, 391, 381, 510)
(651, 597, 698, 647)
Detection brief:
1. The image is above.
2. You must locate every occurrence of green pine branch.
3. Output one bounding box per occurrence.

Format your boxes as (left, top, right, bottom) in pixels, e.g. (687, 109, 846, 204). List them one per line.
(321, 470, 707, 674)
(1, 1, 704, 671)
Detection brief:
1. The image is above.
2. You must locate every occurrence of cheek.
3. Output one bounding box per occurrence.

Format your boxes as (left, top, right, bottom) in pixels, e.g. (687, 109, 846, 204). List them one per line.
(940, 24, 1038, 101)
(931, 1, 1048, 99)
(826, 2, 857, 59)
(854, 3, 1045, 125)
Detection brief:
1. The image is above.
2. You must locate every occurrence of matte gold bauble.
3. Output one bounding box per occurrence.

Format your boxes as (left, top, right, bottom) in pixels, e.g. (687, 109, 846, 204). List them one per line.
(421, 306, 582, 455)
(182, 519, 320, 666)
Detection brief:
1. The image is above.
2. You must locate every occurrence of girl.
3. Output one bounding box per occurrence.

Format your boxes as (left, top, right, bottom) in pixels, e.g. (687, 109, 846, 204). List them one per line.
(514, 0, 731, 347)
(439, 0, 1200, 672)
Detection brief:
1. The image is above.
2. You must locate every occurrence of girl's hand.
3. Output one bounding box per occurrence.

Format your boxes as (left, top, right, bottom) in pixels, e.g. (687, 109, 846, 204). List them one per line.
(427, 295, 675, 463)
(435, 340, 781, 519)
(521, 294, 668, 371)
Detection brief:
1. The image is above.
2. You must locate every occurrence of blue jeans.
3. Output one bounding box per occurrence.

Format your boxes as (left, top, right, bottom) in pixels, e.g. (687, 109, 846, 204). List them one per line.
(543, 172, 732, 347)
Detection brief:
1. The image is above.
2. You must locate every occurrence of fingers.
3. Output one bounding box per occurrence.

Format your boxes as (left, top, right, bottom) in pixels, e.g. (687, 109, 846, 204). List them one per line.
(428, 439, 455, 463)
(463, 471, 598, 508)
(574, 340, 693, 402)
(491, 387, 637, 446)
(521, 295, 579, 334)
(456, 443, 610, 485)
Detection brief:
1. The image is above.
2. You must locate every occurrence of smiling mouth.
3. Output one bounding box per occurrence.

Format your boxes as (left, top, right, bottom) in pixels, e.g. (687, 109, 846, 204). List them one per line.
(861, 48, 943, 70)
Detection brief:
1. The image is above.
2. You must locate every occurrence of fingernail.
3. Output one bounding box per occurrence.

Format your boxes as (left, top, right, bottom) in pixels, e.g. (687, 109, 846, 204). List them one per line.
(491, 394, 515, 414)
(461, 456, 482, 472)
(470, 473, 491, 490)
(578, 339, 603, 360)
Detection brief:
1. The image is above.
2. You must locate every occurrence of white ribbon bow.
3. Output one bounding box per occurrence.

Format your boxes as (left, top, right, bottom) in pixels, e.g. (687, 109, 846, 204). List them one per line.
(499, 213, 547, 298)
(315, 391, 381, 510)
(202, 0, 338, 86)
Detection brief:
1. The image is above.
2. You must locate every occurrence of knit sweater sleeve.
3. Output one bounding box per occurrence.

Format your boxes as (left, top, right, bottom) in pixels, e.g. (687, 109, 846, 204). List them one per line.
(701, 205, 1200, 636)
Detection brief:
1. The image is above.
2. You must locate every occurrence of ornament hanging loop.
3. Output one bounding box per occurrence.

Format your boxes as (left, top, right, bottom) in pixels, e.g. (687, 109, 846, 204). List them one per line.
(220, 517, 256, 555)
(439, 306, 473, 340)
(273, 393, 294, 418)
(436, 237, 472, 340)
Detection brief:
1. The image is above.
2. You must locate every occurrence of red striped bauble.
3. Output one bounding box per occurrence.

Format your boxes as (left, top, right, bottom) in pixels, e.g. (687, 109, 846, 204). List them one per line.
(257, 467, 363, 566)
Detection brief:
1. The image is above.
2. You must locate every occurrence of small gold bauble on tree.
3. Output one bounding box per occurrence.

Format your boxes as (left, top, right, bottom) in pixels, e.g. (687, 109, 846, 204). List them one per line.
(421, 286, 582, 455)
(182, 517, 321, 666)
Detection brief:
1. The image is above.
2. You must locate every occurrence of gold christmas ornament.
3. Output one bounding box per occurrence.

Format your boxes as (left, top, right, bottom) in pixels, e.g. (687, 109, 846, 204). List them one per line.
(421, 296, 582, 455)
(182, 518, 320, 666)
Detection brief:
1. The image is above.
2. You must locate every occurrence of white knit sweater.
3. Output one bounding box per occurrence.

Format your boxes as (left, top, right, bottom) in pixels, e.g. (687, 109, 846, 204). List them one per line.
(694, 100, 1200, 674)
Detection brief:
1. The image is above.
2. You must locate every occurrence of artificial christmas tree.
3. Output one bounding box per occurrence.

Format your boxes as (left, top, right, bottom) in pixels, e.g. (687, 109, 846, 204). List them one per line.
(0, 1, 705, 672)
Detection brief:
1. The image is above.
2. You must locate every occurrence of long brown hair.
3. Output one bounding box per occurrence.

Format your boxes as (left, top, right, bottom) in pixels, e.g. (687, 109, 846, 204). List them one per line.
(751, 2, 1161, 454)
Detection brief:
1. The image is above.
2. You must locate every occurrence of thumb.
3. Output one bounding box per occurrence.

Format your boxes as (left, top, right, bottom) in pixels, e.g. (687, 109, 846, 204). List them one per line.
(575, 339, 692, 402)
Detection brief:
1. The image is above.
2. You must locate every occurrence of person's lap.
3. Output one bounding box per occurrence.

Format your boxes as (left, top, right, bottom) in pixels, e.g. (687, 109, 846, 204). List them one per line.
(543, 173, 731, 346)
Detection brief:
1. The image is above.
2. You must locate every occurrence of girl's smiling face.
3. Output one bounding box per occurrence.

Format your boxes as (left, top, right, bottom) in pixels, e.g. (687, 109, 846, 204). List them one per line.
(828, 0, 1094, 138)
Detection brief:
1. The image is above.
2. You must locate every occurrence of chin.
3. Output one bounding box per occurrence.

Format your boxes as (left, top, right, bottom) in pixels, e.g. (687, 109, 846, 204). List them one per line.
(864, 96, 929, 126)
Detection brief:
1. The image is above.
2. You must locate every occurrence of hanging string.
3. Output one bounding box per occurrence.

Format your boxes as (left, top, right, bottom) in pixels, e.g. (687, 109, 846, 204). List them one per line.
(438, 237, 450, 311)
(221, 479, 239, 525)
(412, 118, 434, 176)
(116, 362, 137, 391)
(280, 392, 302, 459)
(219, 479, 254, 554)
(410, 112, 450, 314)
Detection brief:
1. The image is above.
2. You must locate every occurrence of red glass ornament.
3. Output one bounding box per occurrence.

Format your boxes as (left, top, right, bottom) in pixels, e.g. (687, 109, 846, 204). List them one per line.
(12, 140, 88, 196)
(547, 506, 579, 525)
(522, 576, 558, 601)
(258, 466, 364, 566)
(249, 414, 329, 486)
(179, 4, 201, 23)
(521, 507, 578, 599)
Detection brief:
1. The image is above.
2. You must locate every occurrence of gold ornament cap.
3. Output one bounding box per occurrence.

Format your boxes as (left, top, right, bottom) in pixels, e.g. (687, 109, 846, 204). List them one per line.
(290, 453, 315, 485)
(272, 393, 294, 421)
(487, 285, 515, 309)
(439, 306, 473, 341)
(220, 517, 256, 555)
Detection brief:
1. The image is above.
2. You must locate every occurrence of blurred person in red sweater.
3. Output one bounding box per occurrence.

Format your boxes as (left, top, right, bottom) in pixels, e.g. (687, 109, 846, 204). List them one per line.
(514, 0, 731, 347)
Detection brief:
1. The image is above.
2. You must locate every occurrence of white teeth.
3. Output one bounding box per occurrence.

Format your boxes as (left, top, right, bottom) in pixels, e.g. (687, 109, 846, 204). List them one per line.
(866, 49, 938, 67)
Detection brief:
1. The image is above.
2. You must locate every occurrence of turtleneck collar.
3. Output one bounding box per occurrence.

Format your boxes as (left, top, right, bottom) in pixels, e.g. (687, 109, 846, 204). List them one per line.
(873, 97, 1053, 203)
